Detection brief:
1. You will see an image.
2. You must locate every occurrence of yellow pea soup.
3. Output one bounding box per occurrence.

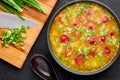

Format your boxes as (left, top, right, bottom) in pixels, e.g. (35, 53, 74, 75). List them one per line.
(49, 2, 120, 72)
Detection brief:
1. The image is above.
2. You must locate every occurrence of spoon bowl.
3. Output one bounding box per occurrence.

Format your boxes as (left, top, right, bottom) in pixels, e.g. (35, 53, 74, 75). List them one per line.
(30, 54, 58, 80)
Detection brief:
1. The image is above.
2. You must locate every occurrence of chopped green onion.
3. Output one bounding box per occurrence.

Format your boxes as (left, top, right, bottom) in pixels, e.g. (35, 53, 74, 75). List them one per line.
(80, 8, 86, 13)
(0, 25, 29, 50)
(21, 46, 25, 51)
(113, 26, 119, 34)
(76, 47, 90, 57)
(97, 55, 102, 61)
(99, 24, 108, 35)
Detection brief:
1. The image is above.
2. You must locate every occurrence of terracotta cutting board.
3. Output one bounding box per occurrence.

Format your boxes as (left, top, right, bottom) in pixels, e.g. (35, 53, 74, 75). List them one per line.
(0, 0, 57, 68)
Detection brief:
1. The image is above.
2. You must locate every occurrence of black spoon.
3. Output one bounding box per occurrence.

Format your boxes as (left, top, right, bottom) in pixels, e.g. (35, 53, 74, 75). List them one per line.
(30, 54, 58, 80)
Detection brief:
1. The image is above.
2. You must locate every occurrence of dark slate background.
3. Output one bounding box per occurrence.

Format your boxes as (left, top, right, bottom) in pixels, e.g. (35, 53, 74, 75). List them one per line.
(0, 0, 120, 80)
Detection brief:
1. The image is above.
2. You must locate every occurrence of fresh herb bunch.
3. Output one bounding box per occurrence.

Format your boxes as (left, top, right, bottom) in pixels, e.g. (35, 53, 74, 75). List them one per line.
(0, 25, 30, 50)
(0, 0, 46, 20)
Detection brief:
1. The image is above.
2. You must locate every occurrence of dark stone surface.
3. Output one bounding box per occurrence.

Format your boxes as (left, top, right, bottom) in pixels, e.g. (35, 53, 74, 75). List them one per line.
(0, 0, 120, 80)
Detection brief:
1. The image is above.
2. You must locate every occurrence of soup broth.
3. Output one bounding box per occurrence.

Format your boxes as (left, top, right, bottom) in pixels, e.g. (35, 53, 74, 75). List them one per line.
(49, 2, 120, 72)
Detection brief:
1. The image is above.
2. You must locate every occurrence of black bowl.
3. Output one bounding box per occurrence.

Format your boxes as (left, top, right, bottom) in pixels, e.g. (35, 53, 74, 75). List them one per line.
(47, 0, 120, 75)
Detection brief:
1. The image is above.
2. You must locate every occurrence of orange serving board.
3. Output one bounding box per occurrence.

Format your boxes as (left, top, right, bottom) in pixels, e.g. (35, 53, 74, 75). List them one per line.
(0, 0, 57, 68)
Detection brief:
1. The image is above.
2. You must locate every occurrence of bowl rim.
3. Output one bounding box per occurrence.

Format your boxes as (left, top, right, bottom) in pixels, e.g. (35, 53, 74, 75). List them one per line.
(47, 0, 120, 75)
